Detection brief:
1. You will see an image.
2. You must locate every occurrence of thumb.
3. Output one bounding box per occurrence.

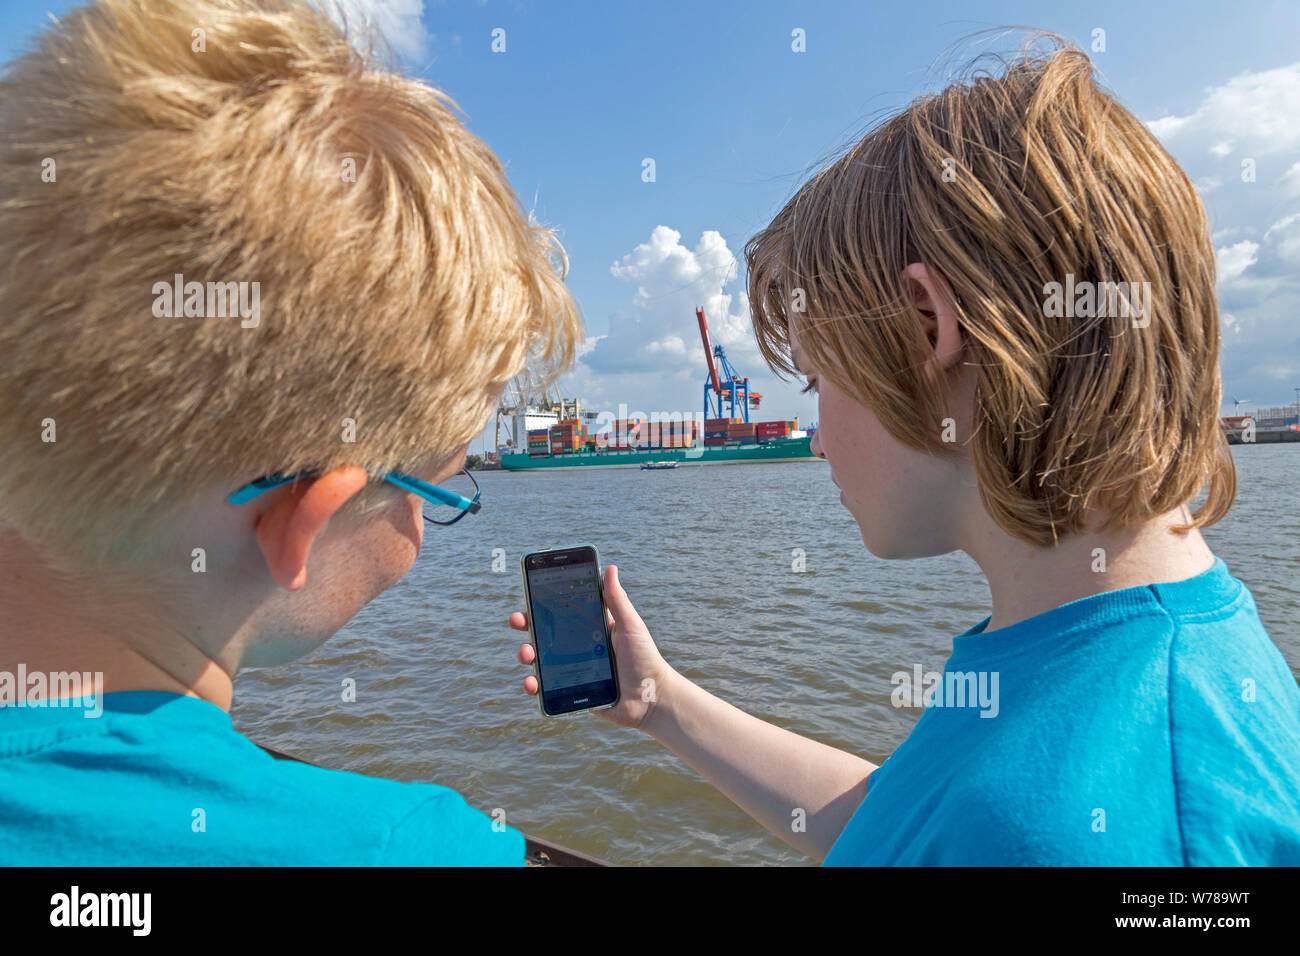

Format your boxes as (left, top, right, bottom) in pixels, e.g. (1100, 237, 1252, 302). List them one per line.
(603, 565, 644, 625)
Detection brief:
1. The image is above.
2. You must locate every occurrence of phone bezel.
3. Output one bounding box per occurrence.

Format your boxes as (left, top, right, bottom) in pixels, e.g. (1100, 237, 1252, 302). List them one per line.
(519, 543, 620, 718)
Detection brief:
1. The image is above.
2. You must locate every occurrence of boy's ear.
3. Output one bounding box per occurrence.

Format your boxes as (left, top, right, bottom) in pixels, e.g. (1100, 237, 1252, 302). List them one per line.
(901, 262, 964, 384)
(254, 466, 370, 590)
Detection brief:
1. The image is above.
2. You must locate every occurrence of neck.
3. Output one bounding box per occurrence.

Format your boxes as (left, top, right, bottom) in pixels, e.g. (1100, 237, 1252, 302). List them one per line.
(963, 504, 1217, 633)
(0, 532, 234, 711)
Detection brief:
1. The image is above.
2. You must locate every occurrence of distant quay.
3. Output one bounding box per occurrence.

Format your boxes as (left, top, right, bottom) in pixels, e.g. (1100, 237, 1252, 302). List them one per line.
(498, 435, 824, 471)
(1221, 410, 1300, 445)
(1224, 430, 1300, 445)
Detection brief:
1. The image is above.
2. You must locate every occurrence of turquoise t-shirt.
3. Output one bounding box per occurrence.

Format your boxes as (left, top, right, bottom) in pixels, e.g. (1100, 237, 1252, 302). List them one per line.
(0, 690, 524, 865)
(823, 556, 1300, 865)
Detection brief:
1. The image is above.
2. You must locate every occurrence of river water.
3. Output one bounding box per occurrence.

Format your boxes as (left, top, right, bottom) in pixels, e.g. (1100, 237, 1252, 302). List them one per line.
(231, 444, 1300, 866)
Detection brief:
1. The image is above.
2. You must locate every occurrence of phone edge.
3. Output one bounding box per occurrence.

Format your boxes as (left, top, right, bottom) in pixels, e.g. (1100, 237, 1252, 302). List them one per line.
(520, 543, 620, 719)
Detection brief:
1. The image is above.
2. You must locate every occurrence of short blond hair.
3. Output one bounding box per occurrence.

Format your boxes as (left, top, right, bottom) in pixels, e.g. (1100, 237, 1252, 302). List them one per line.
(0, 0, 582, 565)
(746, 33, 1234, 547)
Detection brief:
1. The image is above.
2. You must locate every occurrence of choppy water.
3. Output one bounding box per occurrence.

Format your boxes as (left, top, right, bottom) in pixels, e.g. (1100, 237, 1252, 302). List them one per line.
(231, 445, 1300, 866)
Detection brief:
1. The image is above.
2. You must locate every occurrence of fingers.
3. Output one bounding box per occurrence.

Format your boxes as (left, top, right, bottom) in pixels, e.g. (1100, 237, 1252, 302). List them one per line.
(510, 613, 537, 696)
(518, 642, 537, 695)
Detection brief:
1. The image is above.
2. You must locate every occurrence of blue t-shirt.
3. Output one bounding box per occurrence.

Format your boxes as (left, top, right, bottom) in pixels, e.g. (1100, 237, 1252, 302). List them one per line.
(823, 556, 1300, 865)
(0, 690, 524, 865)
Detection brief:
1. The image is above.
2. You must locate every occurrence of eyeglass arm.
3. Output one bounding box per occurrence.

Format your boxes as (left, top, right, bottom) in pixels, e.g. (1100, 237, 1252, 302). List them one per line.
(385, 471, 480, 513)
(229, 468, 480, 514)
(226, 473, 309, 505)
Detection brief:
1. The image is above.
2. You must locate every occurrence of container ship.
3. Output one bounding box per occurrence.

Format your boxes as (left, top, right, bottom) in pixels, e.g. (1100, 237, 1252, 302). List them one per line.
(502, 416, 817, 471)
(1221, 402, 1300, 445)
(496, 307, 824, 471)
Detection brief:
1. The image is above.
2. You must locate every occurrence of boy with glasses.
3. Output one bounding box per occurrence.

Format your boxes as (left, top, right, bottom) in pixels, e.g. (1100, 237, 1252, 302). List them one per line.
(0, 0, 582, 864)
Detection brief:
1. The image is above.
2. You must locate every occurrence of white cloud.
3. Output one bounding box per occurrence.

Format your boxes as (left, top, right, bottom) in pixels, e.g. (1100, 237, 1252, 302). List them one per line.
(316, 0, 431, 61)
(547, 225, 814, 425)
(575, 334, 605, 359)
(1263, 214, 1300, 266)
(588, 225, 756, 381)
(1281, 161, 1300, 199)
(1146, 62, 1300, 409)
(1146, 62, 1300, 155)
(1216, 240, 1259, 283)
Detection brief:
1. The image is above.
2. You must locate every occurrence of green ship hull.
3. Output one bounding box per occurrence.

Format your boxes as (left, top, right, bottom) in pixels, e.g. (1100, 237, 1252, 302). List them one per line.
(501, 435, 823, 470)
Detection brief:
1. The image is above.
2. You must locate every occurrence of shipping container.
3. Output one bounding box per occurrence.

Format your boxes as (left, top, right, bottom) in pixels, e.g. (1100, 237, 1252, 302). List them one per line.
(1248, 405, 1300, 422)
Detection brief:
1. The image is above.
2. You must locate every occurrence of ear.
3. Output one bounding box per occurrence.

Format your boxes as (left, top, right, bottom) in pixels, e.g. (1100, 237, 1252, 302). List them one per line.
(254, 466, 370, 590)
(900, 262, 964, 384)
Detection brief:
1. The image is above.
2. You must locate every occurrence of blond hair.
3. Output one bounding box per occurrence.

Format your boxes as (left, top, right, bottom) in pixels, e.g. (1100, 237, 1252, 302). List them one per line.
(746, 33, 1234, 547)
(0, 0, 583, 565)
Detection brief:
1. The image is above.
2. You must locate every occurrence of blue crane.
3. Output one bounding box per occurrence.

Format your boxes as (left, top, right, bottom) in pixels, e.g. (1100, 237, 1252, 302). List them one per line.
(695, 306, 762, 422)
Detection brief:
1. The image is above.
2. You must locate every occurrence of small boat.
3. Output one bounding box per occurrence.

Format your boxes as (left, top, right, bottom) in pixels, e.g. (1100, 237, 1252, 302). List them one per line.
(640, 461, 680, 470)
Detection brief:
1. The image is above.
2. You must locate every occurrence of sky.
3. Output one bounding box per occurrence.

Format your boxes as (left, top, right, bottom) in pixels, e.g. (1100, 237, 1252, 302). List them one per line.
(2, 0, 1298, 454)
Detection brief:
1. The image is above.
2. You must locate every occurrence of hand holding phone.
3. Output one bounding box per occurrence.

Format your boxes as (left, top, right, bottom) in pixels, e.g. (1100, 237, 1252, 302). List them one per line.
(520, 544, 621, 716)
(513, 554, 674, 726)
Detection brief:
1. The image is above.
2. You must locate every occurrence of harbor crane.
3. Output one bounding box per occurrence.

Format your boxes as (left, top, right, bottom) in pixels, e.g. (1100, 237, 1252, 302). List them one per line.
(695, 306, 761, 422)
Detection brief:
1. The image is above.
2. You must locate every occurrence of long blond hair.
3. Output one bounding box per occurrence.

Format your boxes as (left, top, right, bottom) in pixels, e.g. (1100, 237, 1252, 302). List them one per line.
(746, 33, 1233, 547)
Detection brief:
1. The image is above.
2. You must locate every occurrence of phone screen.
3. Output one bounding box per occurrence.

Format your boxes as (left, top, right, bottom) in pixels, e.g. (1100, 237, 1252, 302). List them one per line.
(523, 547, 619, 716)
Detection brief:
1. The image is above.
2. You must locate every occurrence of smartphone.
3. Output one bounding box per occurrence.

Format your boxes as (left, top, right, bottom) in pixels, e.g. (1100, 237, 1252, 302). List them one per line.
(520, 544, 620, 717)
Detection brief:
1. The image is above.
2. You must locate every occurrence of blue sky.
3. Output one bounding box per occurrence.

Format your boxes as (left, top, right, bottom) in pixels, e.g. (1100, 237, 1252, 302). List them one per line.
(3, 0, 1298, 453)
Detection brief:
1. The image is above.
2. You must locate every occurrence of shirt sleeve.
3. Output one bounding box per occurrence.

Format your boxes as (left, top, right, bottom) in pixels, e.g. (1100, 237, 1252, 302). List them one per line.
(379, 787, 526, 866)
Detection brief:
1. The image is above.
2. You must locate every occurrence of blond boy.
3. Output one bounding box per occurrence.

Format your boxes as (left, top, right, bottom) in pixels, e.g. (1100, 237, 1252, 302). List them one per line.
(514, 37, 1300, 865)
(0, 0, 582, 864)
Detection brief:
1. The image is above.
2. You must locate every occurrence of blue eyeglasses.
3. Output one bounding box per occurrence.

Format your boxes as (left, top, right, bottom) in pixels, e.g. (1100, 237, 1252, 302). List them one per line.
(227, 467, 482, 525)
